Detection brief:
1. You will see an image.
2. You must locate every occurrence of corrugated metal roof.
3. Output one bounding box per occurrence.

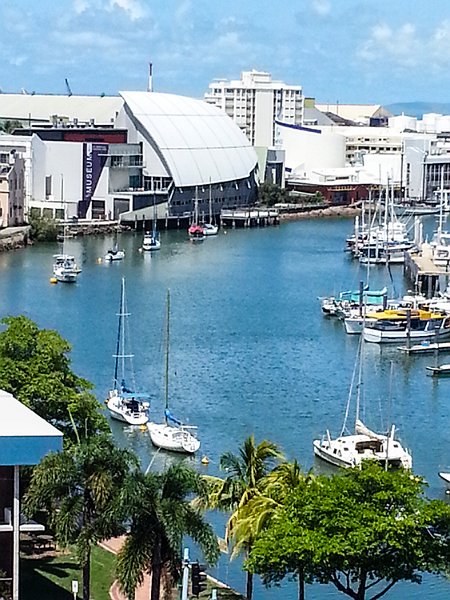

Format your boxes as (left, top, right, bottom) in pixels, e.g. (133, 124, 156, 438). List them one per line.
(316, 104, 392, 122)
(120, 91, 257, 187)
(0, 93, 123, 124)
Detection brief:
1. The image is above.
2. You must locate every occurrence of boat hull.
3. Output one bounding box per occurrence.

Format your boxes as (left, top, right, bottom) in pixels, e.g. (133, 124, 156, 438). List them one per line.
(426, 364, 450, 376)
(105, 251, 125, 261)
(107, 395, 149, 426)
(147, 422, 200, 454)
(203, 224, 219, 236)
(438, 472, 450, 490)
(313, 436, 411, 470)
(363, 327, 450, 344)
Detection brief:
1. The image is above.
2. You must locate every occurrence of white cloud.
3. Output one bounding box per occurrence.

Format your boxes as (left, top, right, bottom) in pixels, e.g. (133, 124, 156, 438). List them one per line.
(311, 0, 331, 17)
(9, 55, 27, 67)
(109, 0, 146, 21)
(54, 30, 121, 50)
(358, 22, 421, 68)
(72, 0, 147, 21)
(175, 0, 192, 25)
(73, 0, 89, 14)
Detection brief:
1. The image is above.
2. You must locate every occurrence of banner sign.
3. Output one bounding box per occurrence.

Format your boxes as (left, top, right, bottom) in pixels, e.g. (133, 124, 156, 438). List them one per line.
(79, 142, 108, 218)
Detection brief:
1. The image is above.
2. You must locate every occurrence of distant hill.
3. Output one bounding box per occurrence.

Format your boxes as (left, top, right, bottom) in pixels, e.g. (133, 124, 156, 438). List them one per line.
(386, 102, 450, 118)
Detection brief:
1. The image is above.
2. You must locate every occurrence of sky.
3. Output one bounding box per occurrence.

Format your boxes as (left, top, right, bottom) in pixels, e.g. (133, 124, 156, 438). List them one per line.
(1, 0, 450, 105)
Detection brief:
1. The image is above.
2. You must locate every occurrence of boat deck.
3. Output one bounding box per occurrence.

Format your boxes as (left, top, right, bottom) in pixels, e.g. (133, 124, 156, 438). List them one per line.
(398, 341, 450, 354)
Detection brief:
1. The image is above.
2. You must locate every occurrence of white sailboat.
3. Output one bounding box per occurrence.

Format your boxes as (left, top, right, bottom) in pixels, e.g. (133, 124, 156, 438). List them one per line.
(147, 290, 200, 453)
(313, 336, 412, 469)
(53, 222, 80, 283)
(106, 277, 150, 425)
(142, 197, 161, 251)
(203, 181, 218, 236)
(104, 234, 125, 261)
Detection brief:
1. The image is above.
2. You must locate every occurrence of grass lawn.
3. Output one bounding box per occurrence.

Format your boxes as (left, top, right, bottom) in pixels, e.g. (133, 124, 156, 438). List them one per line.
(21, 545, 116, 600)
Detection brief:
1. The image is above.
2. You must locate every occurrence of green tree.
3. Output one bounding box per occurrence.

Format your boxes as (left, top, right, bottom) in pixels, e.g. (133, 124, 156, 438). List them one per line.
(116, 463, 219, 600)
(258, 182, 287, 207)
(0, 316, 109, 441)
(236, 461, 312, 600)
(24, 435, 138, 600)
(28, 212, 59, 242)
(248, 463, 450, 600)
(197, 435, 284, 599)
(0, 119, 23, 134)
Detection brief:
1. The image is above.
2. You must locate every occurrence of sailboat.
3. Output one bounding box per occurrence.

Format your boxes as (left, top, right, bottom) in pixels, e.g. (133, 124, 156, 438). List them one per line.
(142, 196, 161, 251)
(53, 221, 80, 283)
(313, 336, 412, 469)
(104, 232, 125, 261)
(147, 290, 200, 453)
(106, 277, 150, 425)
(203, 181, 218, 236)
(188, 188, 206, 241)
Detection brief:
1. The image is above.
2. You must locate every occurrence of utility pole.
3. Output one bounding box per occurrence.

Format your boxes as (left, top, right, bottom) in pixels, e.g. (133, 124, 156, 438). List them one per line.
(181, 548, 190, 600)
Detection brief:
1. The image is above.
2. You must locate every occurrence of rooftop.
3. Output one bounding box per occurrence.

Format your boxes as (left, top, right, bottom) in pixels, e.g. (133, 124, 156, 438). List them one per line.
(0, 390, 63, 465)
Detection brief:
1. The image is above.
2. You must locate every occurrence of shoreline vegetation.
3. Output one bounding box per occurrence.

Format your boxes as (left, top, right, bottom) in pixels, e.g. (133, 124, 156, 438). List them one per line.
(279, 204, 360, 221)
(0, 205, 361, 251)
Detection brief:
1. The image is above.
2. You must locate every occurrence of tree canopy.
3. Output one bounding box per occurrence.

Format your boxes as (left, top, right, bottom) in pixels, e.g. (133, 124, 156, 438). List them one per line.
(116, 463, 220, 600)
(247, 463, 450, 600)
(0, 316, 108, 441)
(197, 435, 284, 599)
(24, 435, 138, 600)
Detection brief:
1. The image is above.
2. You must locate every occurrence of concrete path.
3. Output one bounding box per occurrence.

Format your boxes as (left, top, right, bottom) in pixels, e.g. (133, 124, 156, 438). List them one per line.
(101, 536, 150, 600)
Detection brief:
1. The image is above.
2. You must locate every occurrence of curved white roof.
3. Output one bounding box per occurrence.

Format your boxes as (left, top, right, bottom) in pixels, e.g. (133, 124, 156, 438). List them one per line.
(120, 91, 257, 187)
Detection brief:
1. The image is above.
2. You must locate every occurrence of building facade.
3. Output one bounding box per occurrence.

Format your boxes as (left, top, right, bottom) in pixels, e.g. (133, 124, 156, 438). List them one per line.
(0, 390, 63, 600)
(0, 151, 25, 228)
(204, 70, 303, 147)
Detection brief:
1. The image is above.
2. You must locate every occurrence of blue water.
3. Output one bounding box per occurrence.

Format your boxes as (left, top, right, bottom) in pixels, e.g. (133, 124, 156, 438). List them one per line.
(0, 219, 449, 599)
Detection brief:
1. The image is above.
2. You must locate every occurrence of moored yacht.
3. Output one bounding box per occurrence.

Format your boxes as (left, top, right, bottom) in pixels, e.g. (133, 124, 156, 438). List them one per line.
(363, 309, 450, 344)
(313, 421, 412, 469)
(53, 254, 79, 283)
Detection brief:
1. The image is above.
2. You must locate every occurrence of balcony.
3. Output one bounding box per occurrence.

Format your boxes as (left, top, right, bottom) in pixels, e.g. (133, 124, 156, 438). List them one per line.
(0, 507, 45, 533)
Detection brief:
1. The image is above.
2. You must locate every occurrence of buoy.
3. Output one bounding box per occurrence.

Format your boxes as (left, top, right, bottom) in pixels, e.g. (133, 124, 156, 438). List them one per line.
(97, 257, 103, 264)
(201, 455, 209, 465)
(50, 277, 58, 284)
(139, 424, 147, 431)
(138, 247, 143, 253)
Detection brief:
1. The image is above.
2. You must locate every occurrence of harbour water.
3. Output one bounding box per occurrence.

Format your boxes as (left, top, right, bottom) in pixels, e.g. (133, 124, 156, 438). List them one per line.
(0, 219, 449, 599)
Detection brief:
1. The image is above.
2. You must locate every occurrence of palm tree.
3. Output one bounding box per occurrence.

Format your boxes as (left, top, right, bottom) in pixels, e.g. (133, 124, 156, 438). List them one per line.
(24, 435, 138, 600)
(198, 435, 284, 600)
(116, 462, 219, 600)
(236, 460, 313, 600)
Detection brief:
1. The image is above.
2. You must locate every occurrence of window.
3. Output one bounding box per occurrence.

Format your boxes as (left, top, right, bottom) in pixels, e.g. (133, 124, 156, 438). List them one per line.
(45, 175, 52, 198)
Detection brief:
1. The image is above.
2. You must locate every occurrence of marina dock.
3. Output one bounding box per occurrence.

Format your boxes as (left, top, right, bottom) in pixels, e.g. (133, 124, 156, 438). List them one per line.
(404, 248, 450, 296)
(397, 341, 450, 354)
(220, 208, 279, 228)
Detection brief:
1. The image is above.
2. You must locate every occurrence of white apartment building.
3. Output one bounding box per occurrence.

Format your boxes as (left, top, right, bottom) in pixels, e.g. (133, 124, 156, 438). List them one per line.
(204, 70, 303, 147)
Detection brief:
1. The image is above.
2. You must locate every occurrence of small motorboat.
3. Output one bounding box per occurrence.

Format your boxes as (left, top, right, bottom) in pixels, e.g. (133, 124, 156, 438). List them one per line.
(426, 363, 450, 376)
(188, 224, 205, 241)
(438, 472, 450, 492)
(104, 244, 125, 261)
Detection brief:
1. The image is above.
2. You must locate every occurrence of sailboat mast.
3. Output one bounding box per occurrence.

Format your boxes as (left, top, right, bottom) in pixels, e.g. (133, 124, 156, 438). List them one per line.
(209, 178, 213, 224)
(153, 193, 157, 237)
(114, 278, 124, 387)
(355, 335, 364, 427)
(164, 289, 171, 419)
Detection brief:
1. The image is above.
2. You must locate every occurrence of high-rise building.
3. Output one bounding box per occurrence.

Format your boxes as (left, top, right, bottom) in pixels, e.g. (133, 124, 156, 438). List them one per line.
(204, 70, 303, 148)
